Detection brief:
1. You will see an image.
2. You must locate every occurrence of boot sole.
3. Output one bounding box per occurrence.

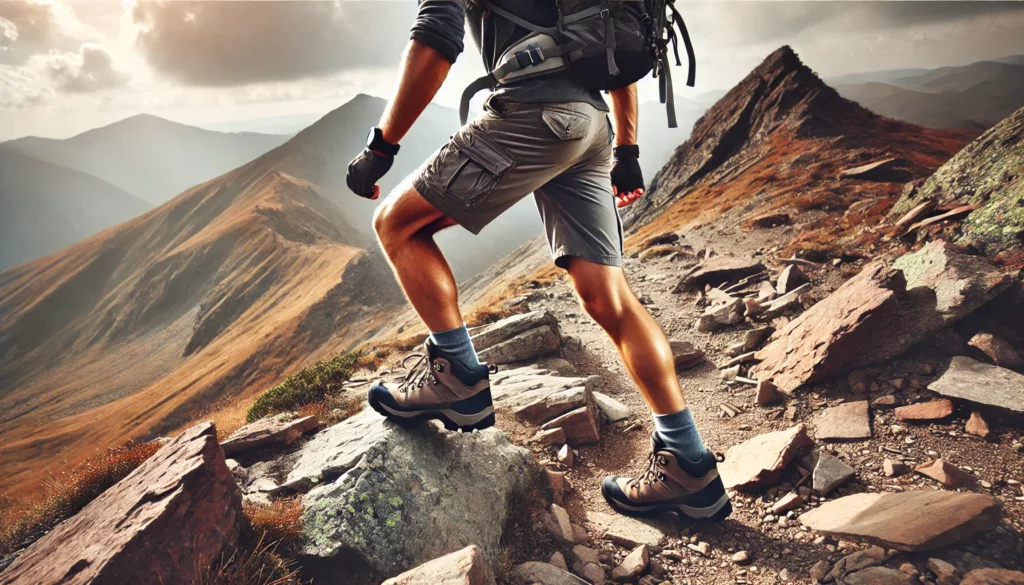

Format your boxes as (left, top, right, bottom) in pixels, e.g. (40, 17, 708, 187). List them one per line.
(602, 490, 733, 524)
(369, 396, 496, 433)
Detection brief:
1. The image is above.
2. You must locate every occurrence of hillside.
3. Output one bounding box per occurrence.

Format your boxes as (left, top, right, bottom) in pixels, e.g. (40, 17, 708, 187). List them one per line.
(0, 147, 153, 270)
(833, 59, 1024, 131)
(3, 114, 291, 205)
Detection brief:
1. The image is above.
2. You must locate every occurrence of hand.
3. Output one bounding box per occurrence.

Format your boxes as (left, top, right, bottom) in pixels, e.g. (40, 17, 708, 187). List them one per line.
(346, 149, 394, 199)
(610, 144, 644, 208)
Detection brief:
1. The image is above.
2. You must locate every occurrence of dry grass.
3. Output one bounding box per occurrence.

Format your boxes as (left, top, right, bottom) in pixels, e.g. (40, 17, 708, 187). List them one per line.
(193, 536, 302, 585)
(465, 302, 529, 328)
(0, 441, 161, 555)
(496, 466, 556, 585)
(353, 334, 425, 371)
(243, 498, 305, 556)
(296, 393, 364, 427)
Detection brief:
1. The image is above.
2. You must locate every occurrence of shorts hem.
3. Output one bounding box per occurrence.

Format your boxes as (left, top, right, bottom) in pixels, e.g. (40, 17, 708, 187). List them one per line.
(412, 176, 486, 236)
(552, 247, 623, 270)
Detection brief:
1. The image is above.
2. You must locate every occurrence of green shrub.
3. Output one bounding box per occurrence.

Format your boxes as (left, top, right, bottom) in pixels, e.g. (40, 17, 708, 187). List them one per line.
(246, 352, 360, 423)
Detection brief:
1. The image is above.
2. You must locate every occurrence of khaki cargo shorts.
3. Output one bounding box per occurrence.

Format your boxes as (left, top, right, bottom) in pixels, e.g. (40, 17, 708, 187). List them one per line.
(412, 97, 622, 269)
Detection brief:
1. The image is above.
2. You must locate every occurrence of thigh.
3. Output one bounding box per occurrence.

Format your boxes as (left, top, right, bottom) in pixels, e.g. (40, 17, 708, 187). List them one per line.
(377, 178, 455, 238)
(534, 135, 622, 270)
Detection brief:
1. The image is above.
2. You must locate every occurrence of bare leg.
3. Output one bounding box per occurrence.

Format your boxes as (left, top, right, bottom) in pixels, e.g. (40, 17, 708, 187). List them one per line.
(566, 258, 686, 415)
(373, 181, 463, 332)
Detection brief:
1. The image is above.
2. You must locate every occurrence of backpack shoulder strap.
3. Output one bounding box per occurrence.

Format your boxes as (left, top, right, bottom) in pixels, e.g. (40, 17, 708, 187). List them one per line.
(479, 1, 557, 34)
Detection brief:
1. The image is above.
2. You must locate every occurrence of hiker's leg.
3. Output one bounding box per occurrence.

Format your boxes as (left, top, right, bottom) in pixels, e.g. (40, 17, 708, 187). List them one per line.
(373, 180, 463, 333)
(565, 258, 687, 414)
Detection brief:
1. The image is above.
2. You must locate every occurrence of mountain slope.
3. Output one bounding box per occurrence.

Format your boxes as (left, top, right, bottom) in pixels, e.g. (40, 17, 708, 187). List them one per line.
(3, 114, 291, 205)
(0, 147, 153, 270)
(622, 46, 973, 253)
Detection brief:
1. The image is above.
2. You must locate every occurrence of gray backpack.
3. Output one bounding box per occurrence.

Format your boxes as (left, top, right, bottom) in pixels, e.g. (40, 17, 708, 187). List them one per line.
(460, 0, 696, 128)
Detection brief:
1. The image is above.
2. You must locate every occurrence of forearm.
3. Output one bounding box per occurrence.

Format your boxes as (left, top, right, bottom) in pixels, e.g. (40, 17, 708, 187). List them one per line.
(608, 83, 638, 147)
(378, 40, 452, 144)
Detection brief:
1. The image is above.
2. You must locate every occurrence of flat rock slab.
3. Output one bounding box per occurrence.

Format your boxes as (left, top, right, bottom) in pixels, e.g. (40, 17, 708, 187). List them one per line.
(929, 356, 1024, 413)
(842, 567, 918, 585)
(586, 511, 671, 548)
(895, 399, 954, 422)
(541, 406, 600, 445)
(0, 422, 242, 585)
(814, 401, 871, 441)
(471, 311, 562, 364)
(719, 424, 813, 491)
(674, 255, 766, 292)
(381, 545, 495, 585)
(915, 459, 973, 487)
(221, 413, 318, 456)
(593, 392, 631, 422)
(799, 490, 1002, 551)
(513, 562, 588, 585)
(812, 452, 855, 495)
(962, 569, 1024, 585)
(295, 410, 533, 583)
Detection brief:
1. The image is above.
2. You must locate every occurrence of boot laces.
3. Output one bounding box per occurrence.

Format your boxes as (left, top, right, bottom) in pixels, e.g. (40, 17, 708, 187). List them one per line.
(398, 353, 432, 393)
(632, 451, 669, 490)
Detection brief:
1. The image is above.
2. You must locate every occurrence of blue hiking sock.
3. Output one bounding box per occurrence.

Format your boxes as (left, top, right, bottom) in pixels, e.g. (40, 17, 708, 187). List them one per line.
(653, 408, 709, 463)
(429, 324, 481, 370)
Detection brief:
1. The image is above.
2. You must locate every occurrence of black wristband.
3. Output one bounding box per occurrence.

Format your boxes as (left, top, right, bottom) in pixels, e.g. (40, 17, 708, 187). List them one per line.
(366, 127, 400, 157)
(613, 144, 639, 160)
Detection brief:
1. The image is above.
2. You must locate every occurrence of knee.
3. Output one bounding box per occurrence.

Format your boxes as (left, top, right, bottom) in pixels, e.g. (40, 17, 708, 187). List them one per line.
(574, 280, 624, 324)
(372, 201, 393, 243)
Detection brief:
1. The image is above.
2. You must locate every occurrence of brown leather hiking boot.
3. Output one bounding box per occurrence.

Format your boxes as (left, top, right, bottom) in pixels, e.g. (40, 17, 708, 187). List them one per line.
(368, 339, 496, 432)
(602, 432, 732, 521)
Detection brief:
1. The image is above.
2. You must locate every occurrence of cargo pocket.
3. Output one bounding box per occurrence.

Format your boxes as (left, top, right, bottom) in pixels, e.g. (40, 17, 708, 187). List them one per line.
(437, 128, 516, 210)
(541, 107, 591, 141)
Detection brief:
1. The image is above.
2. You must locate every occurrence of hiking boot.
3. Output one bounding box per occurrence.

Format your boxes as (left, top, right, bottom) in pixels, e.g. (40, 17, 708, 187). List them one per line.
(368, 339, 496, 432)
(601, 432, 732, 522)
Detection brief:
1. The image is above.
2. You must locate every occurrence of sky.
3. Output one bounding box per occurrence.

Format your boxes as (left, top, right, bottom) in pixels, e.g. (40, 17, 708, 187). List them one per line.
(1, 0, 1023, 141)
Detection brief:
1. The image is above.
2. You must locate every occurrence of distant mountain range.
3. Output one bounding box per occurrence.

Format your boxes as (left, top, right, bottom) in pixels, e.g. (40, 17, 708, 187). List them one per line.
(830, 56, 1024, 131)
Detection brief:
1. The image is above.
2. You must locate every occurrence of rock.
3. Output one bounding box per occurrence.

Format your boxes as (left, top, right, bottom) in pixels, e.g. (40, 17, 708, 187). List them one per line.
(472, 311, 562, 364)
(294, 410, 533, 582)
(545, 504, 576, 544)
(543, 358, 579, 376)
(798, 490, 1002, 551)
(811, 452, 855, 495)
(895, 399, 954, 422)
(871, 395, 901, 409)
(810, 559, 832, 584)
(0, 422, 241, 585)
(745, 212, 792, 230)
(760, 284, 810, 319)
(558, 444, 575, 467)
(884, 459, 910, 478)
(929, 356, 1024, 413)
(226, 458, 247, 483)
(514, 386, 594, 426)
(927, 558, 961, 585)
(732, 551, 751, 565)
(381, 545, 495, 585)
(674, 255, 766, 292)
(771, 492, 805, 514)
(842, 567, 919, 585)
(550, 552, 569, 572)
(828, 547, 894, 582)
(513, 562, 589, 585)
(534, 428, 567, 445)
(969, 332, 1024, 370)
(719, 425, 813, 491)
(593, 392, 632, 423)
(570, 545, 601, 574)
(757, 244, 1009, 394)
(670, 339, 705, 370)
(542, 407, 600, 445)
(838, 157, 911, 181)
(221, 413, 318, 456)
(965, 411, 992, 438)
(720, 365, 741, 381)
(586, 511, 669, 548)
(814, 401, 871, 441)
(578, 562, 607, 585)
(894, 199, 937, 228)
(546, 470, 565, 506)
(888, 106, 1024, 255)
(962, 568, 1024, 585)
(642, 231, 680, 248)
(777, 265, 810, 295)
(611, 545, 649, 583)
(915, 459, 974, 488)
(756, 380, 783, 406)
(697, 298, 744, 332)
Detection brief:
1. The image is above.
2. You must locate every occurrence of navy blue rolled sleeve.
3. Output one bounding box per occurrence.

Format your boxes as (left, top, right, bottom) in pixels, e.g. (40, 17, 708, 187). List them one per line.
(410, 0, 466, 64)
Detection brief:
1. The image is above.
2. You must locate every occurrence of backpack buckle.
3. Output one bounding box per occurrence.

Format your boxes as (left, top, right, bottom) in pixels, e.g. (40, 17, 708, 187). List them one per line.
(600, 8, 610, 19)
(515, 46, 544, 68)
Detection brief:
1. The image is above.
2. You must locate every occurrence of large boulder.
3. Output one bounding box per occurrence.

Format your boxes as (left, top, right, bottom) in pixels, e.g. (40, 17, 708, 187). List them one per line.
(291, 410, 534, 584)
(471, 311, 562, 365)
(889, 106, 1024, 256)
(380, 545, 495, 585)
(756, 243, 1009, 393)
(799, 491, 1002, 551)
(0, 422, 241, 585)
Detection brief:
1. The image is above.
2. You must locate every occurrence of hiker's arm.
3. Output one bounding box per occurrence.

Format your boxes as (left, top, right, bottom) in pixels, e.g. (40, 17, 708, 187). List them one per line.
(378, 0, 465, 144)
(607, 84, 644, 207)
(608, 83, 639, 146)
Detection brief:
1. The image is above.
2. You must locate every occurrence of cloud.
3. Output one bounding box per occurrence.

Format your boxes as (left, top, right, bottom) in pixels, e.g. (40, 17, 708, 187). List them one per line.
(0, 63, 49, 108)
(42, 43, 128, 93)
(130, 0, 415, 87)
(0, 0, 87, 65)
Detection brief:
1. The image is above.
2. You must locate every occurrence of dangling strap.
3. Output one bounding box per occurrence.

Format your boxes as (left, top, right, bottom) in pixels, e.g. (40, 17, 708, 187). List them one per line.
(603, 2, 619, 76)
(660, 54, 678, 128)
(667, 1, 696, 87)
(460, 74, 497, 125)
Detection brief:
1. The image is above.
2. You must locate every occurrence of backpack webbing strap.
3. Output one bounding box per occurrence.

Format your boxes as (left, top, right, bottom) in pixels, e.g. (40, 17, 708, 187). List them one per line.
(667, 1, 696, 87)
(480, 2, 558, 34)
(659, 53, 678, 128)
(460, 75, 496, 125)
(491, 43, 568, 82)
(602, 2, 619, 76)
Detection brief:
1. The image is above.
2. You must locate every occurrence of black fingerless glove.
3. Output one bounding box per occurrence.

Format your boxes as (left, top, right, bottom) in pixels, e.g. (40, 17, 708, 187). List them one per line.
(346, 149, 394, 199)
(610, 144, 644, 196)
